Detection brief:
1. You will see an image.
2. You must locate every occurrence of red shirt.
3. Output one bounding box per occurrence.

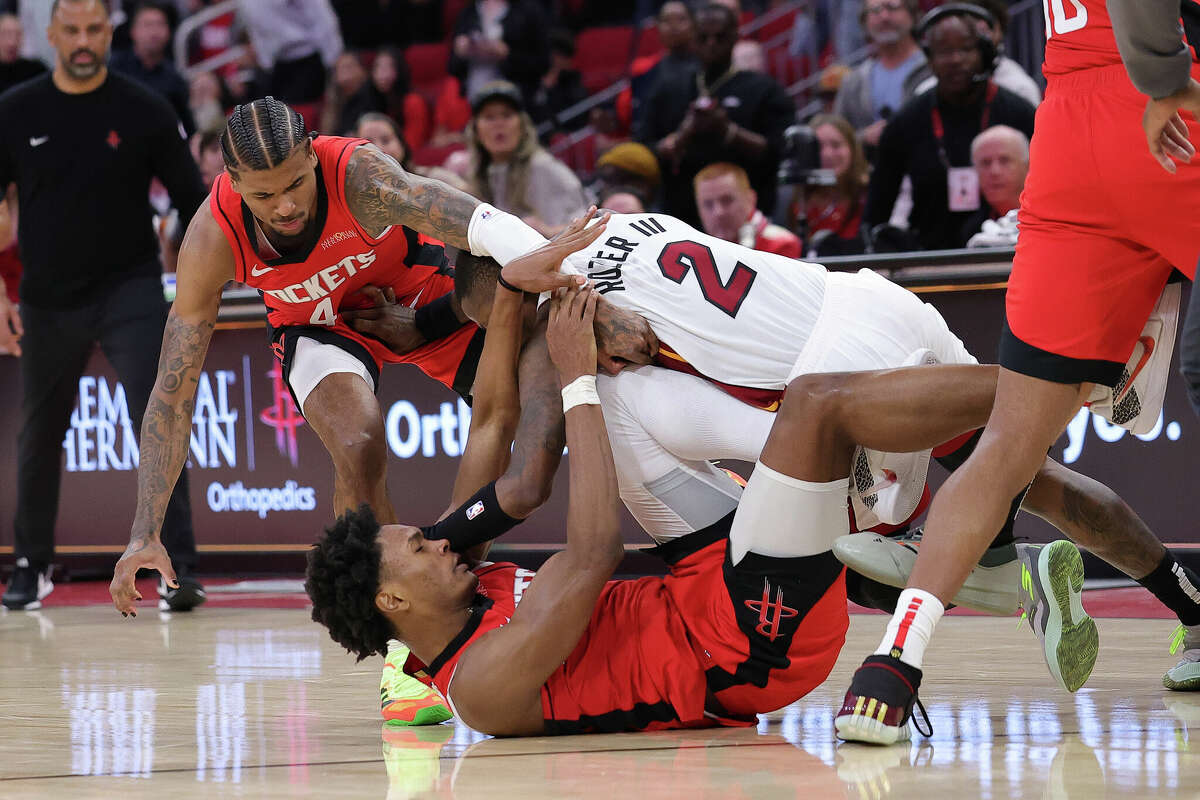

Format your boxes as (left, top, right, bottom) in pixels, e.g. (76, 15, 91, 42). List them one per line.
(1041, 0, 1197, 79)
(405, 560, 723, 735)
(209, 135, 461, 370)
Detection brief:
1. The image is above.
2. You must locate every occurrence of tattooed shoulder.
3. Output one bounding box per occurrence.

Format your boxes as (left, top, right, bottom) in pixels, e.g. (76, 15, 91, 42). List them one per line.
(344, 144, 477, 249)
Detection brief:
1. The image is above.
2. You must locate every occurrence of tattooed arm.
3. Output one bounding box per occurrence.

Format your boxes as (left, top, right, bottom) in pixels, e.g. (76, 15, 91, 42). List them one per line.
(110, 204, 234, 616)
(344, 144, 481, 250)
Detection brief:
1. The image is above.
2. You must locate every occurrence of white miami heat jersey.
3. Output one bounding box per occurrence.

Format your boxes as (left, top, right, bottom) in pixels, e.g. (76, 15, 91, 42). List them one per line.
(560, 214, 827, 391)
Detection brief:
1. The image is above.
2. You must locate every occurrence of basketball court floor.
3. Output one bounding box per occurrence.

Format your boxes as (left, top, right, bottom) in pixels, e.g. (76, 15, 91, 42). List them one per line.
(2, 581, 1197, 800)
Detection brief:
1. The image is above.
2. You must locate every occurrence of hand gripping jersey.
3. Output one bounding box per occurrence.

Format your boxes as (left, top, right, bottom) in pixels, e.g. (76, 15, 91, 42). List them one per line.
(404, 526, 848, 735)
(209, 135, 476, 383)
(560, 213, 828, 400)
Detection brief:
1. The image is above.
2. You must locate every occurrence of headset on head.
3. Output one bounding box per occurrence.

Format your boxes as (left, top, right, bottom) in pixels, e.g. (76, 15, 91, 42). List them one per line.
(916, 2, 1001, 77)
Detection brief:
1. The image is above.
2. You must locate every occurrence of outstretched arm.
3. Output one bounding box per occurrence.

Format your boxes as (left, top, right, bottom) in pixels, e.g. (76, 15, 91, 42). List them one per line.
(448, 286, 625, 736)
(110, 205, 234, 616)
(343, 144, 549, 267)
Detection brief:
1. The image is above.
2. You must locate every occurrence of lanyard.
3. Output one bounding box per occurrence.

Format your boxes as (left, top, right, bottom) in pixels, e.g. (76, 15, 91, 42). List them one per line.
(930, 81, 998, 169)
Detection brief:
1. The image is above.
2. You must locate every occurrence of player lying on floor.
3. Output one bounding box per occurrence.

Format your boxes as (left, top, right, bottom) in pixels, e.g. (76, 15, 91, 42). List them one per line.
(351, 210, 1198, 706)
(307, 280, 858, 735)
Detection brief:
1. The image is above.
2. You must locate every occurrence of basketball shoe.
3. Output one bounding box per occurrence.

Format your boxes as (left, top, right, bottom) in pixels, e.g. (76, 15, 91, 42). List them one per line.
(1084, 282, 1179, 436)
(833, 530, 1021, 615)
(2, 558, 53, 610)
(381, 641, 453, 725)
(1017, 541, 1098, 693)
(834, 654, 932, 745)
(1163, 624, 1200, 691)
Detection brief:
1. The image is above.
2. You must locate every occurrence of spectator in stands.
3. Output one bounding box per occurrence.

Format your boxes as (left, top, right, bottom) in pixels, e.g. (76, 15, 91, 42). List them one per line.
(465, 80, 588, 237)
(188, 70, 227, 134)
(961, 124, 1027, 247)
(237, 0, 342, 108)
(0, 12, 45, 95)
(319, 51, 368, 136)
(731, 39, 766, 73)
(354, 111, 469, 192)
(190, 128, 224, 189)
(863, 6, 1034, 251)
(530, 30, 588, 134)
(342, 48, 431, 147)
(832, 0, 928, 153)
(110, 1, 195, 135)
(594, 142, 661, 208)
(637, 4, 795, 226)
(597, 185, 648, 214)
(913, 0, 1041, 107)
(448, 0, 550, 107)
(625, 0, 696, 133)
(803, 113, 869, 256)
(695, 162, 802, 258)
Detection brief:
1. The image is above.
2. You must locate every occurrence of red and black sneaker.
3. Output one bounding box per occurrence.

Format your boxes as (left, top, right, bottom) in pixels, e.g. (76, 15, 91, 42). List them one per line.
(834, 654, 932, 745)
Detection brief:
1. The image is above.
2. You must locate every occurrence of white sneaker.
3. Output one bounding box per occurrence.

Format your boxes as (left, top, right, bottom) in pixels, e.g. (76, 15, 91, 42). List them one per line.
(848, 348, 938, 529)
(1164, 624, 1200, 691)
(1085, 282, 1179, 435)
(833, 530, 1021, 615)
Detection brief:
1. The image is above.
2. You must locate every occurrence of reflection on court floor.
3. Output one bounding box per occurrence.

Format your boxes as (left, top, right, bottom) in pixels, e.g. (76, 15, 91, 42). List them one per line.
(2, 607, 1196, 799)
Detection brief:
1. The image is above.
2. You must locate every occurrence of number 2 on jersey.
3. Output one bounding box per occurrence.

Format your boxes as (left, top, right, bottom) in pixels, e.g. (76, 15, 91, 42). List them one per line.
(309, 297, 336, 326)
(657, 240, 757, 318)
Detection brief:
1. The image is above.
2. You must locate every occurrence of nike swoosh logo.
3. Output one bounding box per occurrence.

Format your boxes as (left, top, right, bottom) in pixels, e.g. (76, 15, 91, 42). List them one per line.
(250, 265, 274, 277)
(29, 136, 49, 147)
(407, 288, 424, 308)
(1113, 335, 1155, 406)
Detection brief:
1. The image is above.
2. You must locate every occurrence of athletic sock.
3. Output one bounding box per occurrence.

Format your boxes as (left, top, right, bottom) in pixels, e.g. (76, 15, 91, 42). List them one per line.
(727, 462, 848, 565)
(1138, 552, 1200, 627)
(874, 587, 945, 670)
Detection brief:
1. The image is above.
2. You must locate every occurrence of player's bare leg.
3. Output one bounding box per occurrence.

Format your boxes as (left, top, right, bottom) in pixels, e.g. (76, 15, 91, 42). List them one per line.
(302, 372, 397, 523)
(834, 368, 1094, 744)
(904, 369, 1089, 600)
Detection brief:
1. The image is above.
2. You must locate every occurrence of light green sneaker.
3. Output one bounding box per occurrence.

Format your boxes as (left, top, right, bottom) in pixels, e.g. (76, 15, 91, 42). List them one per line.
(381, 641, 454, 726)
(1163, 624, 1200, 691)
(1016, 541, 1099, 693)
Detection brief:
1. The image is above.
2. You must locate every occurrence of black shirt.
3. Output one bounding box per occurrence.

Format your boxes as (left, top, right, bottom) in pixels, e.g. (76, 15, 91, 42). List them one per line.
(0, 72, 206, 306)
(636, 66, 796, 226)
(864, 84, 1036, 251)
(0, 57, 46, 96)
(110, 49, 197, 136)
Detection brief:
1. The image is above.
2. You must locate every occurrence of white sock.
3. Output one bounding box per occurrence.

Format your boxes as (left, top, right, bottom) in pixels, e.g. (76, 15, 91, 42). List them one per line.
(874, 588, 945, 670)
(728, 462, 849, 565)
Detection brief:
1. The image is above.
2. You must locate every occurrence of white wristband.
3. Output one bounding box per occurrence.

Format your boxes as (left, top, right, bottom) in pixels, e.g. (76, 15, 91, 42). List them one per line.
(561, 374, 600, 413)
(467, 203, 547, 265)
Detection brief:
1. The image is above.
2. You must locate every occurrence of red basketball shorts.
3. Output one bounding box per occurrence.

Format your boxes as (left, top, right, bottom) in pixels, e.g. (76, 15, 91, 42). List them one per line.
(1004, 64, 1200, 386)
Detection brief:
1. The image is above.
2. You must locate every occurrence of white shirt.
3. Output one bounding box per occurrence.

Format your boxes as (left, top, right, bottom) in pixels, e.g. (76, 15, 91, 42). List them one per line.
(560, 214, 827, 390)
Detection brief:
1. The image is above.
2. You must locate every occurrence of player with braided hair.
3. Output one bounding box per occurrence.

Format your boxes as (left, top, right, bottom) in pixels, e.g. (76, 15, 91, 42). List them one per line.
(109, 95, 574, 724)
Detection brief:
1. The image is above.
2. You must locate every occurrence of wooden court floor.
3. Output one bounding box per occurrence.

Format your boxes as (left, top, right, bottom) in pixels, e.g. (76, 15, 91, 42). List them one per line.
(1, 606, 1197, 799)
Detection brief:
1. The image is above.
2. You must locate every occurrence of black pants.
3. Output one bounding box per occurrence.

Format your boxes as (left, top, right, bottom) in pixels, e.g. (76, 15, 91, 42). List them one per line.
(15, 274, 196, 571)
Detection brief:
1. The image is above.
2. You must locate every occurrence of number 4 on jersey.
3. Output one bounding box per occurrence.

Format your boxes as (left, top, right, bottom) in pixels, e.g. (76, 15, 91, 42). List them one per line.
(309, 297, 336, 326)
(657, 240, 757, 318)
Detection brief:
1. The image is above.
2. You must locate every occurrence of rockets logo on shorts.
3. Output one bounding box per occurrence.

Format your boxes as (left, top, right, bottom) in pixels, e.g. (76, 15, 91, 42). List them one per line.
(466, 500, 486, 520)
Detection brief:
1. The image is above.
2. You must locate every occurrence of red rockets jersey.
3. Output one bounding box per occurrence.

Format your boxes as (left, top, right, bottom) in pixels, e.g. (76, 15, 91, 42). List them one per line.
(209, 135, 458, 367)
(1041, 0, 1197, 79)
(404, 537, 848, 735)
(404, 561, 721, 735)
